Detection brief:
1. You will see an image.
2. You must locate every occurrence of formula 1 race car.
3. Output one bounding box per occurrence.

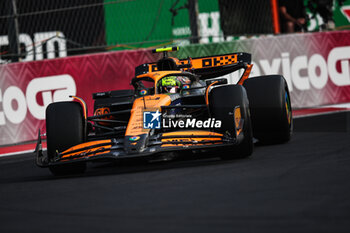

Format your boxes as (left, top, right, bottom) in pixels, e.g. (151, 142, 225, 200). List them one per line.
(35, 47, 292, 176)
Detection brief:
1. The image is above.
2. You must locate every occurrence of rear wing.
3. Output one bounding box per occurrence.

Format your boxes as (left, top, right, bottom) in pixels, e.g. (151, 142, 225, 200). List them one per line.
(135, 52, 252, 81)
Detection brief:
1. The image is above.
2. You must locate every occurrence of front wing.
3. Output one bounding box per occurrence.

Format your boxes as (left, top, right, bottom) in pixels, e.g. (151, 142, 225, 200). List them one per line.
(35, 131, 243, 167)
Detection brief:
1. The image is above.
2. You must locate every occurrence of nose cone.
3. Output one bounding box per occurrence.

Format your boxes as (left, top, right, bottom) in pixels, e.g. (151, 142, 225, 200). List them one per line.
(124, 134, 148, 154)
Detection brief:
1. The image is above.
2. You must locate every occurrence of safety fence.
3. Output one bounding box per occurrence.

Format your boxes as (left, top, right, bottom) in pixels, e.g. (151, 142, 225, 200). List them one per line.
(1, 0, 350, 64)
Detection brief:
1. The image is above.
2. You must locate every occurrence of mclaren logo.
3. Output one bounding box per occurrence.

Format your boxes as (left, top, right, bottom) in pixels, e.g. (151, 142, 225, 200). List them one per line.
(94, 107, 110, 116)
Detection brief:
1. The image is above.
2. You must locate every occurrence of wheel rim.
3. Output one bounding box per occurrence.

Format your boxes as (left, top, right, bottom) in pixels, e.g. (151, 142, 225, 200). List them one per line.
(285, 91, 292, 127)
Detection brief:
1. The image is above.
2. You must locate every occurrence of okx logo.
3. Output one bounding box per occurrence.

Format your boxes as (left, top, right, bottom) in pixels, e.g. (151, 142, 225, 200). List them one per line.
(143, 110, 161, 129)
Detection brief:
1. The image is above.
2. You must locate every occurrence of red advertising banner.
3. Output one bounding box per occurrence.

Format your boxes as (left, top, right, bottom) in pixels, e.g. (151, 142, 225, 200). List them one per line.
(0, 50, 159, 145)
(177, 31, 350, 109)
(246, 31, 350, 109)
(0, 30, 349, 146)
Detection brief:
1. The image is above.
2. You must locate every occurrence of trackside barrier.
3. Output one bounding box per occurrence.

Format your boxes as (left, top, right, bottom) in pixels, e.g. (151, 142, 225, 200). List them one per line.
(0, 31, 349, 146)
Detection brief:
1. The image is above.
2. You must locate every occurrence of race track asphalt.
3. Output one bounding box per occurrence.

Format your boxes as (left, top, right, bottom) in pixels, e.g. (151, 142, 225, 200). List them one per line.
(0, 112, 350, 233)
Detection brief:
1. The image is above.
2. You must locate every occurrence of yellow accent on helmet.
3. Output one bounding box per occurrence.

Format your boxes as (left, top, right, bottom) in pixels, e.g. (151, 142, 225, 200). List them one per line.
(153, 47, 179, 53)
(161, 76, 181, 87)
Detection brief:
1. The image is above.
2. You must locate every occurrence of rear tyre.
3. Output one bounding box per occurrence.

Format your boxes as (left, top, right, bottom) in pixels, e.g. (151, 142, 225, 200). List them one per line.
(243, 75, 292, 144)
(209, 85, 253, 159)
(46, 101, 87, 176)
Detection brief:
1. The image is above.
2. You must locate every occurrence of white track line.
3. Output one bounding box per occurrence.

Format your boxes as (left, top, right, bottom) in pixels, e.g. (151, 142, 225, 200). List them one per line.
(0, 148, 47, 158)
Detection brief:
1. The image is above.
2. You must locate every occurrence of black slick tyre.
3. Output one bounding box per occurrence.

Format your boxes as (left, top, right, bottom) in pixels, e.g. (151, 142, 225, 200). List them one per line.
(209, 84, 253, 159)
(46, 101, 86, 176)
(243, 75, 292, 144)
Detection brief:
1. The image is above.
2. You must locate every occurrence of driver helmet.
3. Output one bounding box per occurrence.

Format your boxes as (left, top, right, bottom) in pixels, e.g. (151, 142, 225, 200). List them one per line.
(159, 76, 182, 94)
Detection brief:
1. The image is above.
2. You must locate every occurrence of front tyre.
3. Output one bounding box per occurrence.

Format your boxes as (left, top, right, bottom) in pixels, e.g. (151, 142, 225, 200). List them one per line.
(46, 101, 87, 176)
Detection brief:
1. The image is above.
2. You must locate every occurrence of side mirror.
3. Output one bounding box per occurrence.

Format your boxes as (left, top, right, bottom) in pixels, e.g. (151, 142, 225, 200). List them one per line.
(205, 78, 228, 86)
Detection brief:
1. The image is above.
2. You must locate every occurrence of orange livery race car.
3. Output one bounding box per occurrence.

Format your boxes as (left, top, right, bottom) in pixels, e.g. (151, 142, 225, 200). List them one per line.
(35, 47, 292, 176)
